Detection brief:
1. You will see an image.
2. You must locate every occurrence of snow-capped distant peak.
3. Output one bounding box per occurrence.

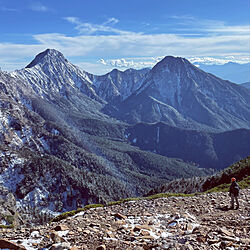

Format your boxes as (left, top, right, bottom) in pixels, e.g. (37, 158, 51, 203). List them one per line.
(26, 49, 67, 68)
(11, 49, 103, 103)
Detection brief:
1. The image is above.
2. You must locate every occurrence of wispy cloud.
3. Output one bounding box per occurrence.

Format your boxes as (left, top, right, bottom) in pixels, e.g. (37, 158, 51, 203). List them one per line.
(29, 2, 49, 12)
(0, 16, 249, 74)
(99, 55, 250, 69)
(0, 7, 19, 12)
(103, 17, 119, 26)
(206, 25, 250, 34)
(32, 32, 250, 57)
(0, 29, 249, 73)
(64, 17, 139, 35)
(169, 15, 250, 35)
(1, 3, 50, 13)
(189, 56, 250, 65)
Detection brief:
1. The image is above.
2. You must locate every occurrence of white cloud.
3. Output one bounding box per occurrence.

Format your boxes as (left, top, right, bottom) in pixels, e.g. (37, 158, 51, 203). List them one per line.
(98, 55, 250, 70)
(31, 32, 250, 58)
(0, 30, 249, 73)
(103, 17, 119, 26)
(99, 57, 163, 69)
(169, 15, 250, 35)
(189, 56, 250, 65)
(0, 7, 19, 12)
(108, 58, 135, 68)
(0, 17, 249, 74)
(29, 2, 49, 12)
(99, 59, 107, 65)
(205, 25, 250, 35)
(64, 16, 138, 35)
(35, 17, 249, 60)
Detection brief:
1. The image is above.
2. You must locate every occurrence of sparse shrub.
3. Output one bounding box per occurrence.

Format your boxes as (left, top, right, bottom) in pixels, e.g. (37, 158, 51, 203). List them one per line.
(0, 224, 14, 229)
(107, 200, 124, 206)
(145, 192, 194, 200)
(51, 210, 77, 222)
(5, 215, 14, 225)
(84, 204, 104, 209)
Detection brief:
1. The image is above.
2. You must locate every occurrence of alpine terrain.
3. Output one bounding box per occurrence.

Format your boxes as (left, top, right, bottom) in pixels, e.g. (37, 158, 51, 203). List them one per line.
(0, 49, 249, 222)
(196, 62, 250, 84)
(0, 49, 210, 217)
(111, 56, 250, 131)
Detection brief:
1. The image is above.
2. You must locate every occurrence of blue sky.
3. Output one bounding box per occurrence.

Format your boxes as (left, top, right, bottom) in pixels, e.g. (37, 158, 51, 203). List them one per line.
(0, 0, 250, 74)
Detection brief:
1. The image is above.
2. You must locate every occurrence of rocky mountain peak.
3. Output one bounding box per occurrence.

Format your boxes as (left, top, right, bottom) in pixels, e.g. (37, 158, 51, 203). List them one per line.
(11, 48, 102, 103)
(26, 48, 67, 68)
(151, 55, 195, 75)
(110, 68, 120, 73)
(115, 53, 250, 131)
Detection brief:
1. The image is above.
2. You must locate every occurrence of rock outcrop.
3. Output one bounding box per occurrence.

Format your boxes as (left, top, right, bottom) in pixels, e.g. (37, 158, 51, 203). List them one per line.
(1, 188, 249, 249)
(0, 186, 19, 227)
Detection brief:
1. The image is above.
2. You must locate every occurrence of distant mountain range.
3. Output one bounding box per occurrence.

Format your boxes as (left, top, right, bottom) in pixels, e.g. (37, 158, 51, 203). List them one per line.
(240, 82, 250, 90)
(196, 62, 250, 84)
(0, 49, 249, 215)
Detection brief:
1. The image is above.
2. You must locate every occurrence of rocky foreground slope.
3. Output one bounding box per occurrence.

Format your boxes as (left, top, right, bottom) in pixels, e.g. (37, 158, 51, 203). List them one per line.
(1, 188, 249, 250)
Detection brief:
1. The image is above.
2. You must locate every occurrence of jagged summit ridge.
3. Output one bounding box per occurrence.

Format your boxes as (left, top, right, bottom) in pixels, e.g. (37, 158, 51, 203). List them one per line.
(150, 55, 200, 80)
(12, 48, 102, 103)
(93, 66, 150, 102)
(135, 55, 201, 97)
(152, 55, 192, 70)
(156, 55, 190, 65)
(113, 55, 250, 131)
(26, 49, 66, 68)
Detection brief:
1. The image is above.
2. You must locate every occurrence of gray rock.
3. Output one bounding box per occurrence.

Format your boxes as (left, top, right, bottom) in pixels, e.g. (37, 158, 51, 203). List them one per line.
(50, 242, 71, 250)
